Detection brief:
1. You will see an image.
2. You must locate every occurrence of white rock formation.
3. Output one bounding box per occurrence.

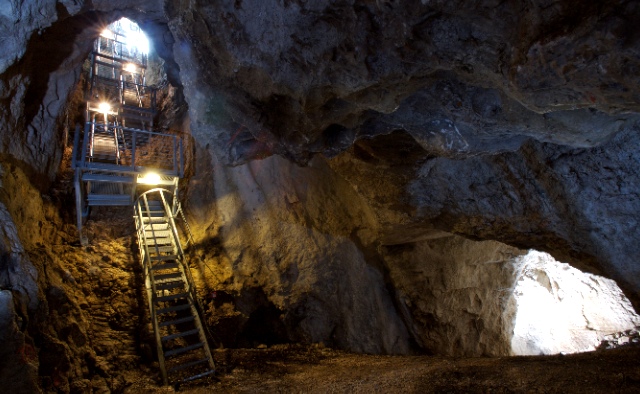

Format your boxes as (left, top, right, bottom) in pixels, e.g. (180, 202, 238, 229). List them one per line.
(510, 250, 640, 355)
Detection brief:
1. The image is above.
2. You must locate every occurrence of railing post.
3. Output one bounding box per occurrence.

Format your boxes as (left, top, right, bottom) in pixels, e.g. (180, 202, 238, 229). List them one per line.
(71, 124, 81, 168)
(90, 53, 96, 99)
(173, 136, 178, 175)
(80, 122, 90, 167)
(112, 123, 121, 164)
(131, 128, 137, 172)
(179, 138, 184, 178)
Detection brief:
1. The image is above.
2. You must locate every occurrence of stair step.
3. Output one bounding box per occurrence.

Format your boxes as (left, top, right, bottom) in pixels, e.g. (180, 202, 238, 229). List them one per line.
(144, 230, 171, 237)
(147, 245, 174, 253)
(141, 205, 164, 211)
(155, 281, 184, 291)
(153, 272, 182, 282)
(164, 342, 203, 358)
(181, 369, 215, 383)
(142, 218, 167, 224)
(82, 173, 134, 183)
(146, 238, 172, 246)
(168, 358, 209, 373)
(157, 303, 191, 314)
(79, 162, 131, 172)
(156, 292, 188, 303)
(150, 254, 179, 261)
(159, 316, 194, 327)
(87, 194, 131, 206)
(151, 262, 179, 271)
(162, 328, 200, 342)
(145, 224, 170, 231)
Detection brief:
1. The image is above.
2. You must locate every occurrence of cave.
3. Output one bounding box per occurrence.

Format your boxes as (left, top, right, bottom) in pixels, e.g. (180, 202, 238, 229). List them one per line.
(2, 1, 640, 392)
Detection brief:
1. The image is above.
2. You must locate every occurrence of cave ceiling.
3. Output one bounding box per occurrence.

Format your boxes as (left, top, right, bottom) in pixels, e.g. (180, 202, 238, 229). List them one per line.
(1, 0, 640, 299)
(1, 0, 637, 166)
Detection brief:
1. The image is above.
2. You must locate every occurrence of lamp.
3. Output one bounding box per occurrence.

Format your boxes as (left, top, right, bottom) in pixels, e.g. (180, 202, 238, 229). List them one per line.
(100, 29, 114, 39)
(123, 63, 137, 73)
(98, 102, 111, 114)
(138, 172, 161, 185)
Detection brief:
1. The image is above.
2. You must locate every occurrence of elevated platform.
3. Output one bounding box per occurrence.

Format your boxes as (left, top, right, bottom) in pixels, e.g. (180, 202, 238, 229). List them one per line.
(72, 121, 185, 244)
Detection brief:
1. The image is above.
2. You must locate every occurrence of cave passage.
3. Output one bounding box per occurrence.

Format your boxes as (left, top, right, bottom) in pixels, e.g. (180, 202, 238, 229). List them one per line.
(2, 2, 640, 393)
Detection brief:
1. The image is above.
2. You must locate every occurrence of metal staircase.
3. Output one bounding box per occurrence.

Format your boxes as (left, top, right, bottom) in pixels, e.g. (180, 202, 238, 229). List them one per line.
(134, 188, 215, 386)
(71, 19, 214, 386)
(72, 19, 182, 244)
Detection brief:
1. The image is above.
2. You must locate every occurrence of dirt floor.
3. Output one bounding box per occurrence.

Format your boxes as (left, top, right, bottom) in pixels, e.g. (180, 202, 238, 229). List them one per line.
(120, 344, 640, 393)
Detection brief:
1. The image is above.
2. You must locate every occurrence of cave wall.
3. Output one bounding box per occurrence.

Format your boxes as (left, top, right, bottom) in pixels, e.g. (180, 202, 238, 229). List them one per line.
(185, 151, 411, 353)
(0, 0, 640, 390)
(408, 127, 640, 304)
(382, 236, 524, 357)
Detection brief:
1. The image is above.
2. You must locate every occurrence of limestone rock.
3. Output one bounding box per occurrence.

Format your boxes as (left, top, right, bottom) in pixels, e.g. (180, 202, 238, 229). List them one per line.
(382, 235, 523, 356)
(188, 154, 411, 354)
(510, 250, 640, 355)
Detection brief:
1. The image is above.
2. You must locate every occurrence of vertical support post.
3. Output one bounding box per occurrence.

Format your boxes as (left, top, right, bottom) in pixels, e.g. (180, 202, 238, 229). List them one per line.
(80, 122, 90, 166)
(71, 124, 81, 169)
(179, 138, 184, 178)
(173, 136, 178, 175)
(131, 128, 137, 172)
(90, 54, 96, 100)
(74, 168, 88, 246)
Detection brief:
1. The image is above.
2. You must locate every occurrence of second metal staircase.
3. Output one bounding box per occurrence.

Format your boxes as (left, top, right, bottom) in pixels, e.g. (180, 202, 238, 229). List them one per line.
(134, 188, 215, 386)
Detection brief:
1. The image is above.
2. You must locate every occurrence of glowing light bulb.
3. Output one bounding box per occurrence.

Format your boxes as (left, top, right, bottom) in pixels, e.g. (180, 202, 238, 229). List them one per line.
(100, 29, 114, 39)
(98, 102, 111, 113)
(139, 172, 161, 185)
(123, 63, 137, 73)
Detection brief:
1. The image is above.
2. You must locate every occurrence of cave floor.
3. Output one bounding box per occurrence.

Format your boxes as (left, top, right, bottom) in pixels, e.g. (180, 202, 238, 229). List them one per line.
(122, 344, 640, 393)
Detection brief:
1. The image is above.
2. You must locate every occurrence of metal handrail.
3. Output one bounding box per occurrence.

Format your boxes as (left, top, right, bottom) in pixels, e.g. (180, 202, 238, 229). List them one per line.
(76, 122, 184, 177)
(134, 188, 198, 297)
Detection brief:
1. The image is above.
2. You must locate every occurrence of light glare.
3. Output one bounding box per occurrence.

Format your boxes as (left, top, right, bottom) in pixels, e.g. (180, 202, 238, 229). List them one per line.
(123, 63, 137, 73)
(98, 102, 111, 113)
(139, 172, 161, 185)
(100, 29, 114, 39)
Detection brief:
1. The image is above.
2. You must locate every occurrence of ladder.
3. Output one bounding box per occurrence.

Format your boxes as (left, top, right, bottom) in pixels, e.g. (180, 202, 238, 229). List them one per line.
(134, 188, 215, 386)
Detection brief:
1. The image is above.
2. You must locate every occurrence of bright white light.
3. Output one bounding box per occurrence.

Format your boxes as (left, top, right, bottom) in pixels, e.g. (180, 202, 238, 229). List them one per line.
(138, 172, 161, 185)
(123, 63, 137, 73)
(98, 102, 111, 113)
(510, 250, 640, 355)
(100, 29, 114, 39)
(119, 17, 149, 55)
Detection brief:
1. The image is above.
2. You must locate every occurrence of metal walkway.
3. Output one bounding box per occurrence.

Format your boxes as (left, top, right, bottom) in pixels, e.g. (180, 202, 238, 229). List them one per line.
(72, 18, 182, 244)
(71, 20, 214, 386)
(135, 188, 215, 386)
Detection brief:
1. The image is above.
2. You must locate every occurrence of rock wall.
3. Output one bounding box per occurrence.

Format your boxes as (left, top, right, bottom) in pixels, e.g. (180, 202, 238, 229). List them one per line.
(381, 235, 524, 357)
(0, 201, 40, 393)
(408, 126, 640, 307)
(186, 152, 411, 354)
(0, 161, 155, 392)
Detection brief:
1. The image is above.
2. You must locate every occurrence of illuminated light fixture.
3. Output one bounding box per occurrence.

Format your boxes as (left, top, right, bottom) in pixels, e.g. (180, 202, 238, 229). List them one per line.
(98, 102, 111, 113)
(123, 63, 137, 73)
(100, 29, 114, 39)
(138, 172, 161, 185)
